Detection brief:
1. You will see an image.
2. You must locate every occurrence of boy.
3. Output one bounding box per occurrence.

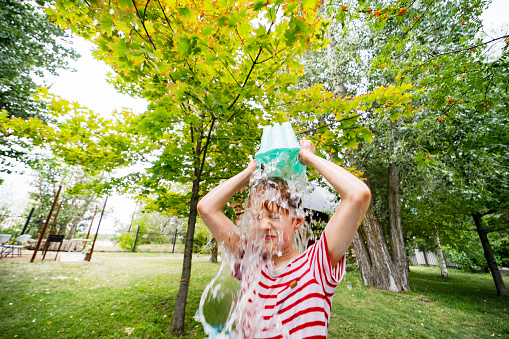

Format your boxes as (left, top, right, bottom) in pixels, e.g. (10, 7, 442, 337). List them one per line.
(197, 140, 371, 338)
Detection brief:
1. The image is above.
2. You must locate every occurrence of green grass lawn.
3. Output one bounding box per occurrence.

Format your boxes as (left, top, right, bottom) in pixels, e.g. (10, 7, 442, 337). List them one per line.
(1, 256, 507, 338)
(329, 266, 508, 338)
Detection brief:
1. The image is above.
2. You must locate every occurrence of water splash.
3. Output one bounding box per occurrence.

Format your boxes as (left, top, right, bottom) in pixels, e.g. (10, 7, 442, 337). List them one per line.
(195, 150, 314, 338)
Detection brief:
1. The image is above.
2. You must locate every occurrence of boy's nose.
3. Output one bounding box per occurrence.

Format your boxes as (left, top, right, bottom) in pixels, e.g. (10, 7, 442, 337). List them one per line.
(257, 217, 272, 231)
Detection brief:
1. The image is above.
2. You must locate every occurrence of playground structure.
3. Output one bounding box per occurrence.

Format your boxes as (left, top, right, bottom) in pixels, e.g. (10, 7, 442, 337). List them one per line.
(0, 186, 108, 263)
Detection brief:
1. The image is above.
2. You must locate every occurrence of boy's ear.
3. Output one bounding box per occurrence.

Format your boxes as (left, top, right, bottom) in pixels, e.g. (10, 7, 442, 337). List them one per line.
(294, 217, 304, 230)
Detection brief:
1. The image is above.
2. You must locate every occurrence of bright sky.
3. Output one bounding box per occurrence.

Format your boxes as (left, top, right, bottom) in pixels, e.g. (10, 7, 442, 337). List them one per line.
(1, 0, 508, 235)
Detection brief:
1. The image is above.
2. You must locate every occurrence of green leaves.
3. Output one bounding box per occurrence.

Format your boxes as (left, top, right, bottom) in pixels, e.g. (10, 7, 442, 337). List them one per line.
(176, 36, 196, 56)
(0, 0, 78, 169)
(42, 0, 391, 216)
(48, 0, 327, 119)
(31, 91, 153, 175)
(178, 6, 193, 18)
(253, 0, 267, 11)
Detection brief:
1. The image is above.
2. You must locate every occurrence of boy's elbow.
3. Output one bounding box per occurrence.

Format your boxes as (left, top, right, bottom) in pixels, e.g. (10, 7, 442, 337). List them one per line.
(353, 185, 371, 205)
(197, 199, 209, 217)
(198, 197, 224, 219)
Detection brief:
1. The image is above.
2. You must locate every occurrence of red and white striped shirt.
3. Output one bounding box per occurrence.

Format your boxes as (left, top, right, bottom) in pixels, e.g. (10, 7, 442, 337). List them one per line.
(250, 232, 346, 339)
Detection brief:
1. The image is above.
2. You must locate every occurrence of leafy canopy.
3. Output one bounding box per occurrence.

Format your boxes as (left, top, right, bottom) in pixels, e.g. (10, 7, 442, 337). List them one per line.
(0, 0, 77, 172)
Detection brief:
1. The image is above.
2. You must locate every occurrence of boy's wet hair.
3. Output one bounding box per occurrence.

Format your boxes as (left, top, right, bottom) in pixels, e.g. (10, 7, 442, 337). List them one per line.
(248, 177, 302, 216)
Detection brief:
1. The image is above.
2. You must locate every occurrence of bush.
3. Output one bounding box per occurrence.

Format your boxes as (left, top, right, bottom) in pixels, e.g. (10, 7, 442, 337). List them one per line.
(445, 248, 484, 271)
(493, 236, 509, 267)
(191, 220, 212, 253)
(116, 232, 135, 251)
(444, 232, 503, 272)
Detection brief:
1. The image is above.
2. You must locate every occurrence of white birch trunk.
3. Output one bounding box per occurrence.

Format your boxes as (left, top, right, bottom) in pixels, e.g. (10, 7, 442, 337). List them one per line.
(433, 230, 449, 278)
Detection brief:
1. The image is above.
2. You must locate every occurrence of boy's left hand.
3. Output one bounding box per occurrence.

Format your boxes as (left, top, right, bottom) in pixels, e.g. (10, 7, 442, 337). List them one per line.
(299, 139, 316, 166)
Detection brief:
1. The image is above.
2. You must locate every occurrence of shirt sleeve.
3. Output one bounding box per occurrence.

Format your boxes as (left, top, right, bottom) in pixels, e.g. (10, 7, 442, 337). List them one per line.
(310, 232, 346, 294)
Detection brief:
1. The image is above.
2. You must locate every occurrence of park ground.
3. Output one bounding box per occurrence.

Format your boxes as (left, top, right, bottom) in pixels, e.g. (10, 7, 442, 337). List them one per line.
(0, 251, 508, 338)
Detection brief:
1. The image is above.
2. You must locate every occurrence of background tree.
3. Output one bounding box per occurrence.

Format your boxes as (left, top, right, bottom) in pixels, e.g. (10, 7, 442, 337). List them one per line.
(293, 0, 421, 292)
(0, 0, 77, 172)
(311, 0, 509, 296)
(376, 0, 509, 296)
(25, 156, 101, 239)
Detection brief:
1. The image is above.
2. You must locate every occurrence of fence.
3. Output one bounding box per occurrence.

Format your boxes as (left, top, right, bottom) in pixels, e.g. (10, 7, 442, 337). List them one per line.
(410, 248, 458, 268)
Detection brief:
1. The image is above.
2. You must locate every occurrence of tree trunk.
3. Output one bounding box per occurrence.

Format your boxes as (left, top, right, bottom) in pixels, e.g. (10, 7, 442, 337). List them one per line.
(352, 204, 404, 292)
(472, 213, 508, 297)
(67, 195, 94, 240)
(59, 197, 76, 236)
(172, 177, 201, 335)
(433, 230, 449, 278)
(422, 249, 429, 266)
(352, 231, 372, 287)
(210, 237, 218, 263)
(387, 163, 410, 291)
(324, 0, 346, 99)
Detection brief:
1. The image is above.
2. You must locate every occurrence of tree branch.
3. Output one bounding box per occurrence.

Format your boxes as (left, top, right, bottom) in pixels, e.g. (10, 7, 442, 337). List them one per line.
(129, 28, 151, 45)
(401, 5, 430, 39)
(131, 0, 157, 50)
(441, 71, 492, 117)
(427, 35, 509, 60)
(199, 116, 217, 175)
(227, 47, 263, 111)
(208, 46, 242, 87)
(257, 47, 288, 64)
(295, 114, 362, 136)
(143, 0, 151, 22)
(226, 12, 278, 111)
(156, 0, 176, 34)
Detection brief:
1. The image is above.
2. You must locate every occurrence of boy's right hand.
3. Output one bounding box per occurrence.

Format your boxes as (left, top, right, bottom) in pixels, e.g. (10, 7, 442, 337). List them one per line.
(247, 159, 257, 173)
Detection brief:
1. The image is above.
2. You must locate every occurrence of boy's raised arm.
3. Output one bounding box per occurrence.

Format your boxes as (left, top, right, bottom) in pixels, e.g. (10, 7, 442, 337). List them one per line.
(299, 140, 371, 268)
(197, 160, 257, 252)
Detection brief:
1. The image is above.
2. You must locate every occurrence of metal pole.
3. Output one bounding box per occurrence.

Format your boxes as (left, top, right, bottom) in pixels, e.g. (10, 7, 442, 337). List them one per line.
(83, 206, 98, 251)
(21, 208, 35, 235)
(87, 197, 108, 262)
(132, 225, 141, 252)
(41, 201, 63, 260)
(172, 228, 178, 253)
(31, 186, 62, 263)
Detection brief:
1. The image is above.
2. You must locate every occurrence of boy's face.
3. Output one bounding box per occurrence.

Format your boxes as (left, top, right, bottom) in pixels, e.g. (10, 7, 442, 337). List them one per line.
(252, 201, 303, 254)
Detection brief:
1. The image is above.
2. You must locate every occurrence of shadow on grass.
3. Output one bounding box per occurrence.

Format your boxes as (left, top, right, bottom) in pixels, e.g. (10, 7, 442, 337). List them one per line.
(409, 266, 509, 314)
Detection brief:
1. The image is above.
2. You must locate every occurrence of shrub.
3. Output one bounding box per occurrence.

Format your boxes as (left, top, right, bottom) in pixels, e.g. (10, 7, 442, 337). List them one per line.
(116, 232, 135, 251)
(493, 236, 509, 267)
(445, 248, 484, 271)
